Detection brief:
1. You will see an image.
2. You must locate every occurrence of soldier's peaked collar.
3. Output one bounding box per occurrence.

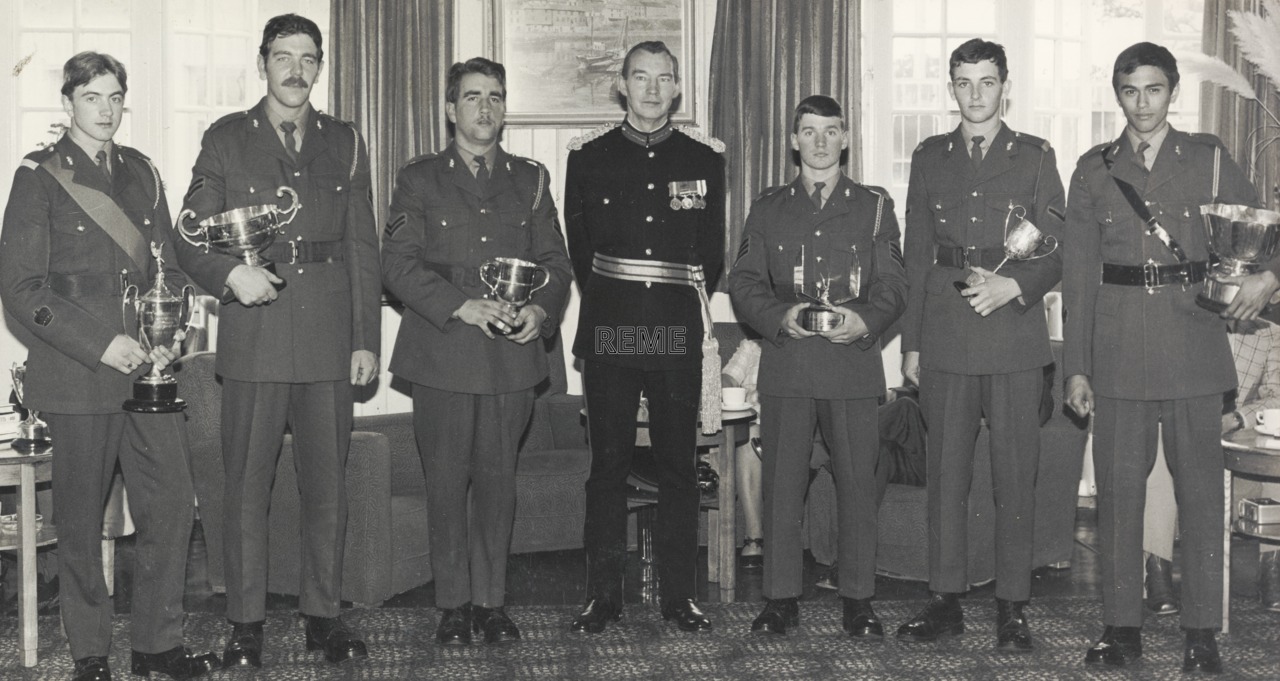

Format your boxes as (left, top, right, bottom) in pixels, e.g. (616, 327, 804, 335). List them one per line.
(621, 119, 674, 148)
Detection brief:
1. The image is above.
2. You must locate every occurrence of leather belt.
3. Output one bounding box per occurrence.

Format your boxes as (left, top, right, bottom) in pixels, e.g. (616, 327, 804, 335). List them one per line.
(46, 271, 140, 297)
(263, 240, 344, 265)
(935, 246, 1006, 269)
(591, 252, 706, 285)
(420, 260, 482, 288)
(1101, 261, 1208, 288)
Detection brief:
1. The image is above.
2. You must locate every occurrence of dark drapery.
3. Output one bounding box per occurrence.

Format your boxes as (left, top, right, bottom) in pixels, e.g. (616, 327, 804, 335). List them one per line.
(329, 0, 454, 223)
(709, 0, 862, 274)
(1201, 0, 1280, 210)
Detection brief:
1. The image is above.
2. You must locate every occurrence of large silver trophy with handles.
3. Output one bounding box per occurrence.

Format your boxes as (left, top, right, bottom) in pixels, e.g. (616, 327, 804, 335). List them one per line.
(122, 243, 196, 413)
(480, 257, 549, 335)
(9, 364, 51, 453)
(177, 186, 300, 303)
(1198, 204, 1280, 312)
(797, 245, 861, 332)
(960, 204, 1058, 290)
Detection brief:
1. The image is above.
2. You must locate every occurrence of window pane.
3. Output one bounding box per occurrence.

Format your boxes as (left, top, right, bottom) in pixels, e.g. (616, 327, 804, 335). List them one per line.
(171, 35, 210, 107)
(893, 0, 942, 33)
(80, 0, 131, 30)
(946, 0, 996, 36)
(213, 0, 251, 31)
(20, 112, 66, 155)
(78, 32, 131, 61)
(17, 32, 73, 109)
(167, 1, 207, 28)
(1062, 0, 1083, 36)
(1165, 0, 1204, 35)
(20, 0, 73, 28)
(1035, 0, 1055, 34)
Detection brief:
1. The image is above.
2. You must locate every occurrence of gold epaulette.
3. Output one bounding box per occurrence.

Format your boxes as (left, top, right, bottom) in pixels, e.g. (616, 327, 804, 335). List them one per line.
(677, 126, 726, 153)
(567, 123, 620, 151)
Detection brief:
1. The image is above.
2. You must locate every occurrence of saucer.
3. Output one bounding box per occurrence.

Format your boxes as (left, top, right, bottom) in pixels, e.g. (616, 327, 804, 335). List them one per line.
(722, 403, 750, 412)
(1257, 425, 1280, 438)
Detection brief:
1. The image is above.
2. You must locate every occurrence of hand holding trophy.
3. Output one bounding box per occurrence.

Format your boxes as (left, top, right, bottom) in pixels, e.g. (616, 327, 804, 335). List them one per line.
(122, 242, 196, 413)
(1197, 204, 1280, 312)
(176, 186, 301, 304)
(479, 257, 550, 336)
(797, 245, 862, 332)
(956, 203, 1058, 291)
(9, 364, 51, 453)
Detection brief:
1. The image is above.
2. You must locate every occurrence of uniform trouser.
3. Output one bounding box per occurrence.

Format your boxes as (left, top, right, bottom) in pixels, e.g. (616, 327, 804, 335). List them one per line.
(45, 411, 194, 659)
(221, 378, 351, 623)
(411, 384, 534, 609)
(760, 395, 880, 600)
(582, 360, 700, 603)
(1094, 394, 1224, 629)
(920, 367, 1042, 601)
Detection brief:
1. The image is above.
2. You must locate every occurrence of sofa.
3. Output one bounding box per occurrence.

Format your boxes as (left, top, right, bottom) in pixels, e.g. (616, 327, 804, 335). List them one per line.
(174, 331, 590, 607)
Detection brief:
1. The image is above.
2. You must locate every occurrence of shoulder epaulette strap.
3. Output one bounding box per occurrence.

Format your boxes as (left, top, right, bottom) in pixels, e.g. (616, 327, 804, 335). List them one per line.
(914, 133, 949, 153)
(676, 126, 726, 153)
(1188, 131, 1226, 147)
(1013, 131, 1051, 152)
(510, 156, 548, 212)
(20, 146, 55, 171)
(116, 144, 150, 161)
(398, 152, 440, 172)
(568, 123, 620, 151)
(207, 110, 250, 132)
(754, 184, 788, 201)
(1084, 141, 1112, 158)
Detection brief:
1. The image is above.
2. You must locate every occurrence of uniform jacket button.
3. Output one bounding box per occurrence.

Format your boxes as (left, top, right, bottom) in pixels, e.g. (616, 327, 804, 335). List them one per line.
(646, 216, 653, 222)
(645, 248, 653, 255)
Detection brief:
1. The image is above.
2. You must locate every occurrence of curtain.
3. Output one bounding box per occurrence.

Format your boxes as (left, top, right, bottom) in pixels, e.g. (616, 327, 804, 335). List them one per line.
(329, 0, 454, 223)
(709, 0, 862, 275)
(1201, 0, 1280, 210)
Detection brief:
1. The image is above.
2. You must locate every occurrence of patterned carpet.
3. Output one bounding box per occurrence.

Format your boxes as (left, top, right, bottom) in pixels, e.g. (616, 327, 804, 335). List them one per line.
(1, 597, 1278, 679)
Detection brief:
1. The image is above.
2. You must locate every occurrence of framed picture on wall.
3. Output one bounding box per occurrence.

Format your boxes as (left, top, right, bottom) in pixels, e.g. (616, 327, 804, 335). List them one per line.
(487, 0, 696, 126)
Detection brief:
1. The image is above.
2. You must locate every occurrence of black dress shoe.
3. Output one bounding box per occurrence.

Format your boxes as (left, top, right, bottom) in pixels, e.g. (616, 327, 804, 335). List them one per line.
(750, 597, 799, 635)
(995, 598, 1033, 653)
(895, 592, 963, 642)
(304, 615, 368, 664)
(1183, 628, 1223, 674)
(1084, 625, 1142, 666)
(472, 605, 521, 643)
(661, 598, 713, 632)
(740, 538, 763, 570)
(73, 656, 111, 681)
(570, 597, 621, 633)
(130, 646, 220, 679)
(1144, 554, 1179, 615)
(437, 603, 473, 645)
(221, 620, 264, 669)
(842, 597, 884, 639)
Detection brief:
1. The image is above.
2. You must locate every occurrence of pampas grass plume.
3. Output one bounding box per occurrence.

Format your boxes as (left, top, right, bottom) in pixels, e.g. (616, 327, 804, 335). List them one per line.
(1179, 52, 1258, 100)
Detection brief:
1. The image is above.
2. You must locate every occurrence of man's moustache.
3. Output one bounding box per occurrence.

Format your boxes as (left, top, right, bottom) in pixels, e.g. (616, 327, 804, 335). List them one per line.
(283, 77, 310, 88)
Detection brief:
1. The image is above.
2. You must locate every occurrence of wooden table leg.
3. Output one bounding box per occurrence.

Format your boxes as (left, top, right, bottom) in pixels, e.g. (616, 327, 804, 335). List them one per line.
(19, 462, 38, 667)
(1223, 468, 1232, 635)
(716, 422, 737, 601)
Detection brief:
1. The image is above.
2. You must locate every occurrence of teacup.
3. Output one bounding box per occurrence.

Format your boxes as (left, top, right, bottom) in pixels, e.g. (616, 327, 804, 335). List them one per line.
(1257, 408, 1280, 435)
(722, 387, 748, 409)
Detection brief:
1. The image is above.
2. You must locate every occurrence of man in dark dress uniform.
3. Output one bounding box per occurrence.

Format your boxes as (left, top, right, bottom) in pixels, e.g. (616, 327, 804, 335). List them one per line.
(1064, 42, 1275, 674)
(382, 57, 572, 646)
(174, 15, 379, 668)
(729, 95, 907, 637)
(0, 52, 218, 681)
(564, 41, 726, 633)
(896, 39, 1065, 652)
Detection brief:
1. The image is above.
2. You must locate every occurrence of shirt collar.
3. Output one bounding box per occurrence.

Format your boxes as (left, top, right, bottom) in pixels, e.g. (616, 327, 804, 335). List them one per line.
(65, 134, 112, 167)
(264, 102, 312, 139)
(1125, 121, 1170, 167)
(960, 121, 1002, 156)
(620, 118, 674, 147)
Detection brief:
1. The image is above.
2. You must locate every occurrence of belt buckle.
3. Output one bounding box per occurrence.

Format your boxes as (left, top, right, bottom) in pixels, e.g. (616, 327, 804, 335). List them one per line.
(119, 270, 130, 295)
(287, 240, 299, 265)
(1142, 261, 1158, 294)
(961, 246, 975, 270)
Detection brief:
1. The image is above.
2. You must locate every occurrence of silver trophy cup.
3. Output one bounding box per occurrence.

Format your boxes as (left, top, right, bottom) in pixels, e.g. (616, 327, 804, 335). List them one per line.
(480, 257, 549, 335)
(1198, 204, 1280, 312)
(177, 186, 300, 303)
(799, 276, 849, 332)
(960, 205, 1058, 290)
(122, 243, 196, 413)
(9, 364, 50, 453)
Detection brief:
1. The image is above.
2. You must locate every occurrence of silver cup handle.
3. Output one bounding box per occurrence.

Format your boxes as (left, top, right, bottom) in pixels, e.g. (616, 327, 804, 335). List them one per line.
(272, 187, 302, 231)
(479, 259, 502, 297)
(1019, 235, 1059, 261)
(175, 208, 210, 252)
(529, 266, 550, 295)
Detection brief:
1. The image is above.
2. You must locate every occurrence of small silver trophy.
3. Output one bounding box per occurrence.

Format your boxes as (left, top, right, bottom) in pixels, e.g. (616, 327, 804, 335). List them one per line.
(9, 364, 51, 453)
(797, 245, 861, 332)
(121, 243, 196, 413)
(176, 186, 300, 303)
(480, 257, 549, 335)
(959, 204, 1058, 290)
(1198, 204, 1280, 312)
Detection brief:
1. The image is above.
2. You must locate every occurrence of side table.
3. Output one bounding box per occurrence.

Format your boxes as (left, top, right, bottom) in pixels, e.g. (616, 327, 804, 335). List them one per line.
(1221, 429, 1280, 634)
(0, 449, 56, 667)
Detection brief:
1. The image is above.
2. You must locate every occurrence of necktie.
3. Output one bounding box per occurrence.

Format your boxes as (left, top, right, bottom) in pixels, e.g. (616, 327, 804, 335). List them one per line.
(1136, 141, 1151, 171)
(475, 155, 489, 196)
(811, 181, 825, 212)
(95, 150, 111, 180)
(970, 135, 985, 172)
(280, 121, 299, 163)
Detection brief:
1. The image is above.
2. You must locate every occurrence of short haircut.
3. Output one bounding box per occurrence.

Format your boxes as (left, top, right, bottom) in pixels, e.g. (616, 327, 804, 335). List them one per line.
(792, 95, 845, 133)
(1112, 42, 1179, 93)
(445, 58, 507, 103)
(61, 51, 128, 98)
(621, 41, 680, 82)
(950, 38, 1009, 82)
(259, 14, 324, 61)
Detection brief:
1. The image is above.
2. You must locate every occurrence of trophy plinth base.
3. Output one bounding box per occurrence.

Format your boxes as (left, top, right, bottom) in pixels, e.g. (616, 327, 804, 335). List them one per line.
(800, 307, 844, 333)
(10, 438, 51, 454)
(124, 381, 186, 413)
(487, 321, 525, 336)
